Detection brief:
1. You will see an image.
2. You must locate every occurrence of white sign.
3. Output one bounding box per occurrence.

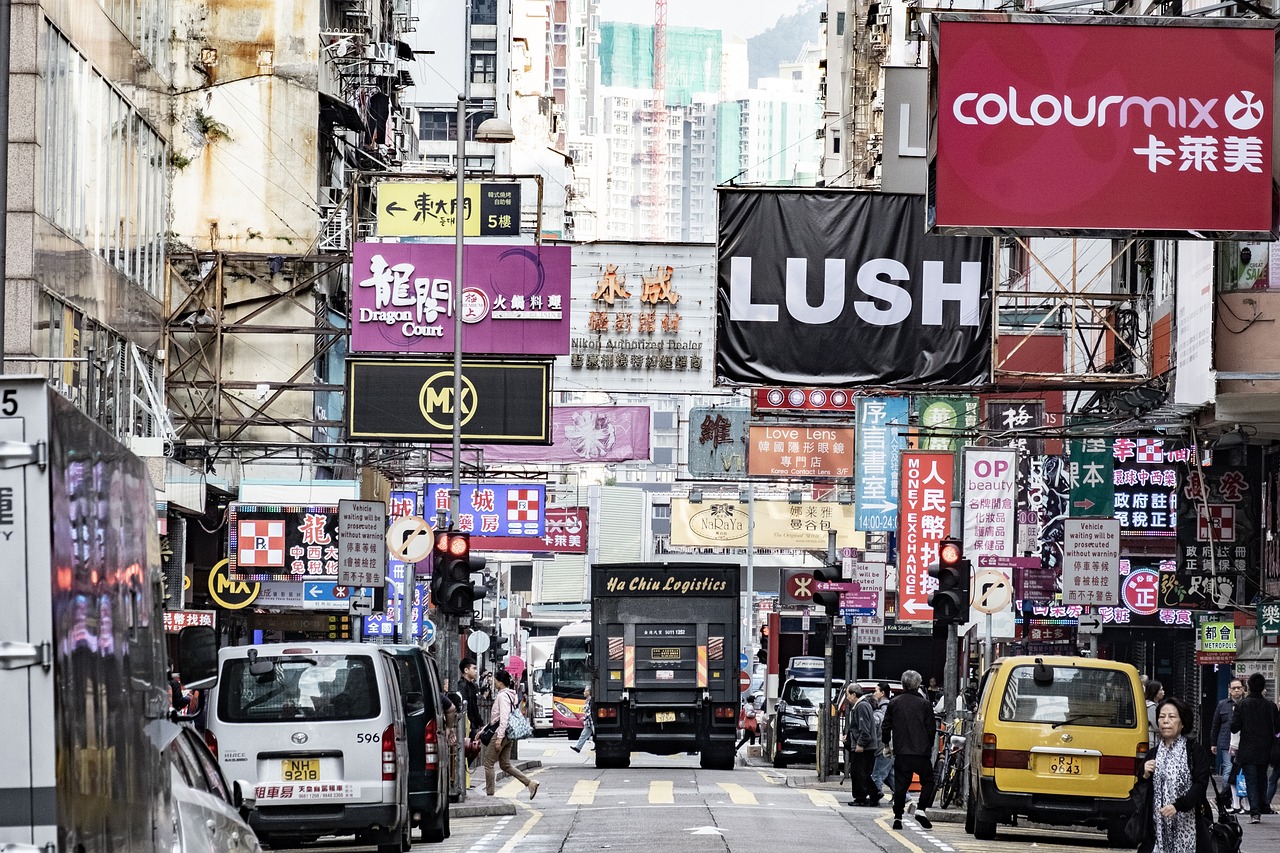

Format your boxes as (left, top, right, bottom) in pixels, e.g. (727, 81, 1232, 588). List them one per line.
(972, 568, 1013, 615)
(1077, 613, 1104, 634)
(386, 515, 434, 563)
(962, 448, 1018, 638)
(1062, 517, 1121, 606)
(349, 591, 374, 616)
(861, 648, 876, 661)
(339, 499, 388, 588)
(468, 630, 491, 654)
(855, 625, 885, 646)
(846, 559, 887, 627)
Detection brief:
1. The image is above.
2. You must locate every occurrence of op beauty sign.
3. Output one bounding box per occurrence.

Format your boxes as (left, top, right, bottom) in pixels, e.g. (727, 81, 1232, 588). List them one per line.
(929, 15, 1278, 238)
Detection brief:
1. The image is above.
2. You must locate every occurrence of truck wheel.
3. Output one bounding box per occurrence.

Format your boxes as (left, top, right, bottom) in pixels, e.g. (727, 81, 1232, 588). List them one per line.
(773, 750, 788, 768)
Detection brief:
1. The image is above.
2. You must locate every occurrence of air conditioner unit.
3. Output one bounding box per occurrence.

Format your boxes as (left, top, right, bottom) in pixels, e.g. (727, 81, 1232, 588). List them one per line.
(364, 42, 396, 64)
(869, 31, 884, 47)
(877, 11, 892, 27)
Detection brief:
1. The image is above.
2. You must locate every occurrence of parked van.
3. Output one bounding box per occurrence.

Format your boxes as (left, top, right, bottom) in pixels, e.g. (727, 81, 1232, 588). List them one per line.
(205, 643, 411, 852)
(966, 655, 1146, 844)
(385, 645, 452, 843)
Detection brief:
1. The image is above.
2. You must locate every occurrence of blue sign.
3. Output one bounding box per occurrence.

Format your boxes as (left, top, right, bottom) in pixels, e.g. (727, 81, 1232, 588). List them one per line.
(421, 619, 437, 646)
(855, 397, 908, 531)
(424, 483, 546, 537)
(739, 651, 749, 670)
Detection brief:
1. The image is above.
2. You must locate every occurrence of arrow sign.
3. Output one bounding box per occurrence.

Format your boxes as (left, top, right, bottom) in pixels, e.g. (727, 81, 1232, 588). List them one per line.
(862, 499, 898, 513)
(384, 201, 406, 215)
(900, 599, 927, 615)
(308, 584, 325, 598)
(1077, 614, 1104, 634)
(1073, 498, 1095, 511)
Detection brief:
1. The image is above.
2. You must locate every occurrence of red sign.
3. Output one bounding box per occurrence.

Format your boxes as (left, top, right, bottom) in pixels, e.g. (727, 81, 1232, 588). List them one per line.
(897, 452, 955, 621)
(786, 572, 815, 602)
(740, 670, 752, 693)
(932, 15, 1276, 238)
(1121, 567, 1161, 615)
(755, 388, 857, 413)
(466, 507, 589, 554)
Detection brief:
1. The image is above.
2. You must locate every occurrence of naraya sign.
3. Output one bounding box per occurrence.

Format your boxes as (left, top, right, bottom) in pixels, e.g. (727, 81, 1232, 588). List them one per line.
(669, 498, 865, 550)
(930, 15, 1278, 238)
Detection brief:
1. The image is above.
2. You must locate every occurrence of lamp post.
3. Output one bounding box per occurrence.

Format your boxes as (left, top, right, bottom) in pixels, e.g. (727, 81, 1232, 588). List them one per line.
(739, 485, 754, 659)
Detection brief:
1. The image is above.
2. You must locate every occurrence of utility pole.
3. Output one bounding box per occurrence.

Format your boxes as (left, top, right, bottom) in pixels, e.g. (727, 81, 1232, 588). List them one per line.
(0, 0, 11, 367)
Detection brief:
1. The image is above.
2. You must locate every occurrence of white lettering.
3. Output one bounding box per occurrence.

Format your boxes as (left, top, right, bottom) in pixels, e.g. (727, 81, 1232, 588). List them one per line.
(952, 88, 1240, 130)
(920, 261, 982, 327)
(785, 258, 845, 324)
(729, 257, 777, 322)
(854, 259, 912, 326)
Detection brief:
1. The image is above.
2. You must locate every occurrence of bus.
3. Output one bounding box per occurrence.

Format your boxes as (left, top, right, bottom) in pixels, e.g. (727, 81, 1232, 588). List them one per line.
(551, 622, 591, 733)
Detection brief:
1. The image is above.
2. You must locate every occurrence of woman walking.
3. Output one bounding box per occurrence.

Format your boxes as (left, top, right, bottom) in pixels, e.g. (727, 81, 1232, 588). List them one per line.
(1136, 696, 1210, 853)
(483, 670, 539, 799)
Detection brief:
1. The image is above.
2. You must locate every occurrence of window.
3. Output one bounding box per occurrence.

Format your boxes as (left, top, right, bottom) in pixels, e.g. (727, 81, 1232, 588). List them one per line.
(837, 12, 846, 35)
(419, 110, 455, 142)
(218, 654, 382, 722)
(471, 39, 497, 84)
(472, 0, 497, 26)
(999, 665, 1137, 728)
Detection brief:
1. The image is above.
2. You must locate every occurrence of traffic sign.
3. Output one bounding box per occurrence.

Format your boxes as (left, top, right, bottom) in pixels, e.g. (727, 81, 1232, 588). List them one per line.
(781, 569, 816, 605)
(739, 652, 749, 671)
(421, 618, 437, 647)
(386, 515, 434, 563)
(972, 569, 1012, 615)
(740, 670, 751, 694)
(861, 648, 876, 661)
(349, 591, 374, 616)
(1077, 613, 1104, 634)
(468, 630, 491, 654)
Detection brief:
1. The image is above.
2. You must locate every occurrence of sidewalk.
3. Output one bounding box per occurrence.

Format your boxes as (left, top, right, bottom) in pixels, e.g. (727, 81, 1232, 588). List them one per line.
(449, 759, 543, 817)
(740, 752, 1280, 850)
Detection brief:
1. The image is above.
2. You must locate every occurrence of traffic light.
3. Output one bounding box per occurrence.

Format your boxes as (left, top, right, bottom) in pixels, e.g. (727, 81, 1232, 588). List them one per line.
(491, 635, 510, 665)
(811, 564, 842, 618)
(756, 626, 768, 665)
(431, 531, 488, 616)
(927, 537, 970, 626)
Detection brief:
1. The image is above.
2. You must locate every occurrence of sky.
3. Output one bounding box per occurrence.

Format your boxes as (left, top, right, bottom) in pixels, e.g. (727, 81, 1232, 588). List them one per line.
(595, 0, 807, 40)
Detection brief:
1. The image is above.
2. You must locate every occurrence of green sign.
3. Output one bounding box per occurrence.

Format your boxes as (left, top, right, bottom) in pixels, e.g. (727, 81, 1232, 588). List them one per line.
(1259, 601, 1280, 637)
(1199, 618, 1237, 652)
(1069, 432, 1114, 517)
(915, 396, 978, 452)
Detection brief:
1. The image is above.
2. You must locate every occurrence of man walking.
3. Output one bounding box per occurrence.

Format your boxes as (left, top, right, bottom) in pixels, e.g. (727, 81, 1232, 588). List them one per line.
(1232, 672, 1280, 824)
(1210, 676, 1246, 810)
(845, 684, 879, 806)
(883, 669, 937, 830)
(459, 658, 484, 755)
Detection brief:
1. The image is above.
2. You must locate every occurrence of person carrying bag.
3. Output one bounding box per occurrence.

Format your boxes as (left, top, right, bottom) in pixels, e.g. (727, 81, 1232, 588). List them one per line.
(1130, 696, 1211, 853)
(481, 670, 539, 800)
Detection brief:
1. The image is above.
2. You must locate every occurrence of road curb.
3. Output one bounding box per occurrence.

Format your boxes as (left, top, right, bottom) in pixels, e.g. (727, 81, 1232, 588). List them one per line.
(450, 760, 543, 817)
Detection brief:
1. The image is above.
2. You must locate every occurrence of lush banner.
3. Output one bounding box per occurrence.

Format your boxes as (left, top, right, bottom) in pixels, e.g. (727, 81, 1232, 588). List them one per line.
(716, 189, 992, 387)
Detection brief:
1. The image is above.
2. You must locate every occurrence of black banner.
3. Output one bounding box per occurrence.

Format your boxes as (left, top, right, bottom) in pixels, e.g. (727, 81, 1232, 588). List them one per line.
(346, 358, 551, 442)
(716, 189, 992, 387)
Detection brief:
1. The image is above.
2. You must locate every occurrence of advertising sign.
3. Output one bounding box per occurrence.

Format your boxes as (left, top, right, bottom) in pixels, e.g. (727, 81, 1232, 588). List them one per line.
(1113, 438, 1179, 537)
(897, 452, 955, 621)
(930, 15, 1278, 238)
(1061, 517, 1121, 606)
(717, 190, 992, 387)
(755, 388, 858, 413)
(916, 396, 979, 452)
(856, 397, 909, 531)
(479, 406, 650, 464)
(351, 242, 570, 356)
(687, 407, 750, 479)
(963, 448, 1017, 637)
(1177, 464, 1257, 578)
(670, 498, 865, 550)
(882, 66, 929, 195)
(423, 483, 546, 537)
(228, 504, 341, 583)
(748, 424, 854, 478)
(346, 358, 551, 443)
(375, 181, 520, 237)
(470, 506, 588, 553)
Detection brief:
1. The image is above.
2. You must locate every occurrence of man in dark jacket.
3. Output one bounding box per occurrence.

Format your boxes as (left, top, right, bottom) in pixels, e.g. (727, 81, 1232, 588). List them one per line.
(1231, 671, 1280, 823)
(883, 669, 937, 830)
(1210, 677, 1245, 775)
(845, 684, 879, 806)
(459, 657, 484, 734)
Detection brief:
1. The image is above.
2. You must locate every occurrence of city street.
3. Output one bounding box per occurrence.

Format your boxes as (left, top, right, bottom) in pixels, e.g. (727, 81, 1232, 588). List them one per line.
(274, 738, 1280, 852)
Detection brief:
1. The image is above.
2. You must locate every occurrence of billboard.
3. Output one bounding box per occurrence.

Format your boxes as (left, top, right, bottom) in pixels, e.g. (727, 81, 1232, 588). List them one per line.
(717, 189, 992, 387)
(669, 498, 864, 550)
(346, 358, 551, 443)
(897, 452, 955, 621)
(478, 406, 650, 464)
(423, 483, 546, 537)
(375, 181, 521, 237)
(687, 407, 750, 479)
(930, 14, 1278, 238)
(352, 243, 570, 356)
(747, 424, 854, 478)
(228, 504, 341, 582)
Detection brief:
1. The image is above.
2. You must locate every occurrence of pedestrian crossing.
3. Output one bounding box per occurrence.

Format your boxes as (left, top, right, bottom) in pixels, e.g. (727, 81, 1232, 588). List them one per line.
(488, 773, 852, 809)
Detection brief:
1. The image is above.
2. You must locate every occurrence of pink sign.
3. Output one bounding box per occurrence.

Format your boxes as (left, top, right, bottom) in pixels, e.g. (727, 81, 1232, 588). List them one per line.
(477, 406, 651, 464)
(932, 16, 1276, 237)
(351, 242, 572, 355)
(897, 451, 955, 621)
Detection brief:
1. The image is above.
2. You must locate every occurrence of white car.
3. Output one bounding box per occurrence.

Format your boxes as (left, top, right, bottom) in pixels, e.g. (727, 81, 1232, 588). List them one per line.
(167, 723, 261, 853)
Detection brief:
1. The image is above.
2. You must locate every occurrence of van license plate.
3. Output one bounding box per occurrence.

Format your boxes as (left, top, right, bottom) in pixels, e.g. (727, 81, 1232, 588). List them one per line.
(655, 711, 676, 723)
(1048, 755, 1081, 775)
(282, 759, 320, 781)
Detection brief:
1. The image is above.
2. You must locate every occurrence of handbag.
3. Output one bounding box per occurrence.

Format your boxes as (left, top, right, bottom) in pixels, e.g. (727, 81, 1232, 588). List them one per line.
(506, 706, 533, 740)
(1123, 777, 1152, 846)
(1200, 775, 1243, 853)
(478, 721, 498, 746)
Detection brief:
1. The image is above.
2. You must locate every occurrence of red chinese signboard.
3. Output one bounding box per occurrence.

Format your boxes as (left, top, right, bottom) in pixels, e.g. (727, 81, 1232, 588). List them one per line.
(930, 15, 1277, 238)
(898, 452, 955, 621)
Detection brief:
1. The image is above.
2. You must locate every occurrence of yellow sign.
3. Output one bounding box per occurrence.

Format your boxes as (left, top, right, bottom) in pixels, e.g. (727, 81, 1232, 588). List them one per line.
(668, 499, 865, 550)
(375, 181, 520, 237)
(208, 558, 261, 610)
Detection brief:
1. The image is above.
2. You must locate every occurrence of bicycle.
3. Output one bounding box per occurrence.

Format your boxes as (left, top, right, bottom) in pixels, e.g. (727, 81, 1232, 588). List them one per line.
(931, 714, 968, 809)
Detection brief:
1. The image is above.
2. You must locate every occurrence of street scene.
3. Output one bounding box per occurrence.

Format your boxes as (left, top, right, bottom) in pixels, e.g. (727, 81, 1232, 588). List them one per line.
(4, 0, 1280, 852)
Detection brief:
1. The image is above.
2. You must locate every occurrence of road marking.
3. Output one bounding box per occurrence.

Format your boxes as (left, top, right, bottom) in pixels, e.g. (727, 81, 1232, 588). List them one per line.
(498, 777, 526, 798)
(808, 790, 840, 808)
(465, 814, 513, 852)
(568, 779, 598, 805)
(716, 782, 758, 805)
(498, 805, 541, 853)
(650, 780, 674, 804)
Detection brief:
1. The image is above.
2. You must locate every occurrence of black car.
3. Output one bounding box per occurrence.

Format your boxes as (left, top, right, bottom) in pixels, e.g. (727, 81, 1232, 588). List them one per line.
(387, 645, 452, 843)
(772, 672, 846, 768)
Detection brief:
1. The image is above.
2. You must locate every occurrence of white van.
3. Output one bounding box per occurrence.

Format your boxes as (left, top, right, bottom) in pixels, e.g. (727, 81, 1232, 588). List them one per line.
(205, 643, 410, 852)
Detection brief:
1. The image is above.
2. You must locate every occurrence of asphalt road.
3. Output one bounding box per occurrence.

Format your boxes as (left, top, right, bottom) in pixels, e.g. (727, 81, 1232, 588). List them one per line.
(274, 737, 1280, 853)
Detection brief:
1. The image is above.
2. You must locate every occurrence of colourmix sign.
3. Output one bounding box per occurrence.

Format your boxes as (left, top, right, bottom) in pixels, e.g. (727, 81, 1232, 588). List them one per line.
(716, 189, 992, 387)
(929, 14, 1278, 238)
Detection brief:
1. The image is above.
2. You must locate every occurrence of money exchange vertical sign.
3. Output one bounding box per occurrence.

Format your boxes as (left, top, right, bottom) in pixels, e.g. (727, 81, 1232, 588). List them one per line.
(856, 397, 909, 531)
(962, 448, 1017, 638)
(898, 451, 955, 621)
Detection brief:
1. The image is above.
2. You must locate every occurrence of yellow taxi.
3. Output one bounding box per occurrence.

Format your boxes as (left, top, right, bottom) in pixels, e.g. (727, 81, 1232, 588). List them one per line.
(966, 656, 1147, 844)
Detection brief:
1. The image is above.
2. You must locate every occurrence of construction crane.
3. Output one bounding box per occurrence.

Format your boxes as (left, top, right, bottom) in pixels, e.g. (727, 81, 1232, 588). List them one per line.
(644, 0, 667, 240)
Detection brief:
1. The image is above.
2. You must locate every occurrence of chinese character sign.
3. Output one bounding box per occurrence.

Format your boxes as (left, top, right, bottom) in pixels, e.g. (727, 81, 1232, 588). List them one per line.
(916, 396, 978, 452)
(1069, 435, 1114, 517)
(963, 448, 1017, 636)
(1177, 463, 1256, 584)
(898, 452, 955, 621)
(685, 407, 750, 479)
(1061, 517, 1120, 606)
(748, 424, 854, 478)
(1113, 438, 1178, 536)
(856, 397, 909, 531)
(1198, 619, 1237, 653)
(228, 504, 341, 582)
(424, 483, 546, 538)
(375, 181, 520, 237)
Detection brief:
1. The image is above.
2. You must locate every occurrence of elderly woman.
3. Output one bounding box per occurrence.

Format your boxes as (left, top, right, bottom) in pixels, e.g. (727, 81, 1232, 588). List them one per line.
(1137, 696, 1211, 853)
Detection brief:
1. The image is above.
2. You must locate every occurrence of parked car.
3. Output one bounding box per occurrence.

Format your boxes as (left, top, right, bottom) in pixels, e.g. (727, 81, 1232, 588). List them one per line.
(204, 642, 411, 852)
(166, 721, 262, 853)
(386, 644, 452, 843)
(772, 657, 845, 768)
(966, 655, 1146, 845)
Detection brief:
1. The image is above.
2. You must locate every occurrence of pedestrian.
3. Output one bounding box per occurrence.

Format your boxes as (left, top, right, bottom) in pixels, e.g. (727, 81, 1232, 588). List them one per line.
(1135, 696, 1211, 853)
(1231, 672, 1280, 824)
(1267, 695, 1280, 813)
(483, 669, 539, 800)
(572, 686, 595, 753)
(870, 682, 896, 799)
(1210, 676, 1246, 811)
(1145, 680, 1165, 748)
(882, 669, 936, 830)
(735, 691, 758, 751)
(845, 684, 879, 807)
(926, 676, 942, 707)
